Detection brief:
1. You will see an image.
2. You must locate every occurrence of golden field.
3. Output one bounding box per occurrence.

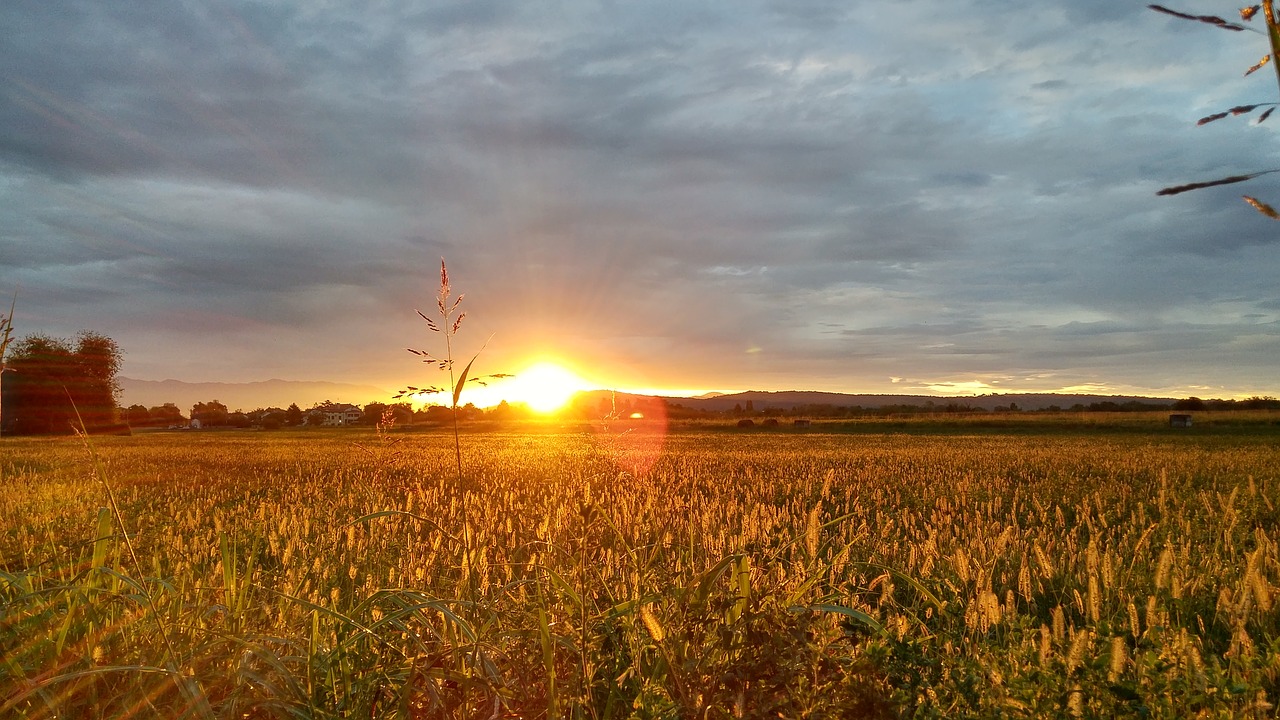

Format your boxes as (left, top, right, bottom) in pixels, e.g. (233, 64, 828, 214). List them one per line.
(2, 418, 1279, 718)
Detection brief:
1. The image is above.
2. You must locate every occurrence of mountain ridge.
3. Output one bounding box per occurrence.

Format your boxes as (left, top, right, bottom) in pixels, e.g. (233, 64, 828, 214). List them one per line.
(656, 390, 1178, 412)
(120, 377, 1183, 414)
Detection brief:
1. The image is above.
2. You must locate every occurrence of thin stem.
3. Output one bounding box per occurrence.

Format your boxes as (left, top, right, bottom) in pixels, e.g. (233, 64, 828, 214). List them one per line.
(437, 271, 480, 706)
(445, 323, 463, 485)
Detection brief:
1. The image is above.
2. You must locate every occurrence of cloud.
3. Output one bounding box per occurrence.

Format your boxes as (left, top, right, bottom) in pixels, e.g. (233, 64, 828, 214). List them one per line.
(0, 0, 1277, 397)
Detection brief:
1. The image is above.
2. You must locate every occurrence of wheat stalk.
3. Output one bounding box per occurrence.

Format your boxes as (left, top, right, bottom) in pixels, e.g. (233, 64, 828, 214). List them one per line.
(1156, 170, 1280, 195)
(1152, 2, 1280, 217)
(1149, 4, 1253, 31)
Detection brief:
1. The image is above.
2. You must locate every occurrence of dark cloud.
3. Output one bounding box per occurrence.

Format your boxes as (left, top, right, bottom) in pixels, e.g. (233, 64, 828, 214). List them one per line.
(0, 0, 1276, 397)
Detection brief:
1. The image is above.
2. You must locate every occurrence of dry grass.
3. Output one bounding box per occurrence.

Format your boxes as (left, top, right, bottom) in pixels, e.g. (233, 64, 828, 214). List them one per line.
(2, 425, 1278, 717)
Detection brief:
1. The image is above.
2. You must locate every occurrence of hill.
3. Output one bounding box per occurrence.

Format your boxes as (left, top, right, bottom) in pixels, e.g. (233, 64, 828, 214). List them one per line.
(118, 379, 1180, 416)
(656, 390, 1177, 412)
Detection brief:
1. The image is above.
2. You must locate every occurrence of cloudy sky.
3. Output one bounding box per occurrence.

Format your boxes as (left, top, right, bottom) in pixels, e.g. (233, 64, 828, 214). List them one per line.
(3, 0, 1279, 402)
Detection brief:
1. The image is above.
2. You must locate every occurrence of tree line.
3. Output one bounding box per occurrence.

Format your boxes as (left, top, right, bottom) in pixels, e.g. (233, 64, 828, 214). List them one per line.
(128, 399, 529, 430)
(2, 323, 1277, 436)
(665, 396, 1280, 419)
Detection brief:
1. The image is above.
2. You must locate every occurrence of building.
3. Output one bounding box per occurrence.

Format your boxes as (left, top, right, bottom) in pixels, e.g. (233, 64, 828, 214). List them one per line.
(322, 404, 364, 426)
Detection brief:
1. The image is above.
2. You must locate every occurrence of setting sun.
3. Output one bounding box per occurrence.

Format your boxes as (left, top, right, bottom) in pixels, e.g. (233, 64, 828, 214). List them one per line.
(498, 362, 591, 413)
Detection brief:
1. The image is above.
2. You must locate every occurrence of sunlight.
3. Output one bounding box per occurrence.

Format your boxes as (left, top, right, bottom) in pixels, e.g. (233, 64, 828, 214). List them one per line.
(502, 361, 591, 413)
(924, 380, 999, 395)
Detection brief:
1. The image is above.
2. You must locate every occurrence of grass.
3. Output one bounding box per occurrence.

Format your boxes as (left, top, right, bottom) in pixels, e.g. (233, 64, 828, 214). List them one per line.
(684, 410, 1280, 437)
(1152, 1, 1280, 217)
(2, 419, 1279, 718)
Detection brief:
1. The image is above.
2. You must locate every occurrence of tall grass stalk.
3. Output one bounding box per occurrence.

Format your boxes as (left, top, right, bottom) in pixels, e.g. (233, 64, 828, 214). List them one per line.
(1153, 2, 1280, 216)
(1266, 1, 1280, 97)
(395, 258, 511, 713)
(397, 258, 508, 487)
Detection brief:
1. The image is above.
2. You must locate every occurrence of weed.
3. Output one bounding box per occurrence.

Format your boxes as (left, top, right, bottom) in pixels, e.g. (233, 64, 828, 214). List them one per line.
(396, 259, 509, 486)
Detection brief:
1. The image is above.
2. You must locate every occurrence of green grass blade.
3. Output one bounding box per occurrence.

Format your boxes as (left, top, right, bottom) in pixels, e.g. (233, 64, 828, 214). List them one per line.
(797, 603, 886, 636)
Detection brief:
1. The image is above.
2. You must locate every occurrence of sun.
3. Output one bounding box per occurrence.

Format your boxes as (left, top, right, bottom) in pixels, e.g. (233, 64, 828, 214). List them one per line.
(504, 362, 590, 413)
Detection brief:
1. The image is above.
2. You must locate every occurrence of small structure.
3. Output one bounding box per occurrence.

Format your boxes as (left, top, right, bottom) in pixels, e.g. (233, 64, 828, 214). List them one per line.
(736, 418, 755, 428)
(1169, 414, 1193, 428)
(762, 418, 779, 427)
(793, 419, 812, 427)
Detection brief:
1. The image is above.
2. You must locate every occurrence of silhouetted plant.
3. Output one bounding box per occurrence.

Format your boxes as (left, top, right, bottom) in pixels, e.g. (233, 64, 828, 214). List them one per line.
(395, 259, 510, 482)
(1152, 3, 1280, 217)
(390, 260, 514, 713)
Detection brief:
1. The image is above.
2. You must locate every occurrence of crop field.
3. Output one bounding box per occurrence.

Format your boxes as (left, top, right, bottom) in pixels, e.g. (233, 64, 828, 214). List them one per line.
(2, 417, 1279, 718)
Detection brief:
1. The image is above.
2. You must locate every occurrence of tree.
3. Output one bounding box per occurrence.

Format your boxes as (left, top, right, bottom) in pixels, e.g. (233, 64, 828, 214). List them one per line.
(422, 404, 453, 424)
(149, 403, 185, 427)
(285, 403, 303, 426)
(191, 400, 229, 427)
(388, 402, 415, 425)
(361, 402, 389, 425)
(1173, 396, 1207, 411)
(1153, 3, 1280, 217)
(488, 401, 510, 421)
(0, 331, 123, 435)
(0, 293, 15, 437)
(1241, 395, 1280, 409)
(126, 404, 151, 427)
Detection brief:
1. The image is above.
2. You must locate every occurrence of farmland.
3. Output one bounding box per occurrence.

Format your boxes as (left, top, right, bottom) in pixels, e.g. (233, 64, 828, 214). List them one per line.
(2, 415, 1279, 718)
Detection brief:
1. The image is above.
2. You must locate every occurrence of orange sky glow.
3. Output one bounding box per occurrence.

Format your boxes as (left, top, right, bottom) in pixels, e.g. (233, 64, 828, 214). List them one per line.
(400, 355, 730, 412)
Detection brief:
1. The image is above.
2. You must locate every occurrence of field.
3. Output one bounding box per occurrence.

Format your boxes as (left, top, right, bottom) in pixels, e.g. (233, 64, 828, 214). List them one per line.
(2, 415, 1279, 718)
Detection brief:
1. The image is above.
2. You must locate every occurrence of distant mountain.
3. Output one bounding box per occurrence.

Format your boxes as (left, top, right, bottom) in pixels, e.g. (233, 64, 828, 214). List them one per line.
(657, 390, 1178, 412)
(120, 379, 1180, 416)
(119, 378, 394, 412)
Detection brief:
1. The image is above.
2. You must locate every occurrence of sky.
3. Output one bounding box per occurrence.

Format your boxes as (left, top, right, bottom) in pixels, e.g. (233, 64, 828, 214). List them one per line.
(2, 0, 1279, 403)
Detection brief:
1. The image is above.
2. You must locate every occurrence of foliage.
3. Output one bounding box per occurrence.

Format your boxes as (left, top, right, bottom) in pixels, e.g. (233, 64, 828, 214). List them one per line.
(0, 294, 13, 359)
(0, 293, 15, 437)
(2, 424, 1279, 717)
(0, 331, 123, 435)
(191, 400, 231, 427)
(151, 403, 186, 427)
(1152, 2, 1280, 217)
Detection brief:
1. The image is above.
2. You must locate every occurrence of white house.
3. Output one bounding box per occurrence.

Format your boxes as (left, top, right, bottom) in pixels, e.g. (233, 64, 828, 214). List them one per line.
(322, 404, 363, 426)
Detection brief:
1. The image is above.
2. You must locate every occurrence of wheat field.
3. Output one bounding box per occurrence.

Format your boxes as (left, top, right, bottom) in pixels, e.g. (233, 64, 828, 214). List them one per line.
(2, 421, 1278, 718)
